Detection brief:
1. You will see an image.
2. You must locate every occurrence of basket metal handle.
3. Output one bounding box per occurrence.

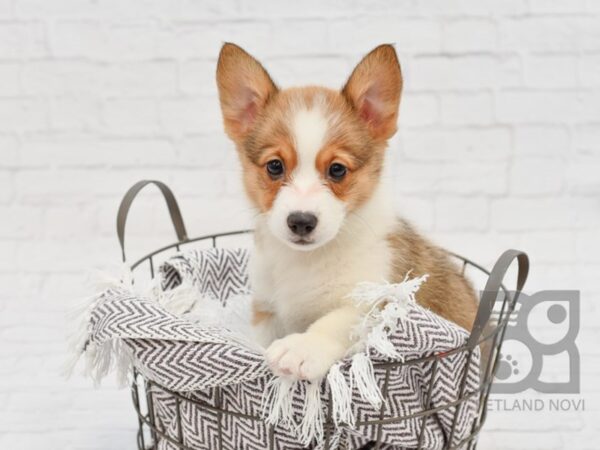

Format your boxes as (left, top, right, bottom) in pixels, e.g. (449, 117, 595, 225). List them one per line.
(467, 249, 529, 349)
(116, 180, 188, 262)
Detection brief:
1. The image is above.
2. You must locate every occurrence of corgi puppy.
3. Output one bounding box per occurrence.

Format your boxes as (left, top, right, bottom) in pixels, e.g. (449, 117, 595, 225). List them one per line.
(216, 43, 478, 381)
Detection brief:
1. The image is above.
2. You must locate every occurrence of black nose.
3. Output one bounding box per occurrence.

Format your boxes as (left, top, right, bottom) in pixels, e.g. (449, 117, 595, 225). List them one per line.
(287, 211, 318, 237)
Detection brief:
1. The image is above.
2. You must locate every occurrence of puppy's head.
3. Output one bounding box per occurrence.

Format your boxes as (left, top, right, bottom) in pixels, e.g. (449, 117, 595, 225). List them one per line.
(216, 43, 402, 250)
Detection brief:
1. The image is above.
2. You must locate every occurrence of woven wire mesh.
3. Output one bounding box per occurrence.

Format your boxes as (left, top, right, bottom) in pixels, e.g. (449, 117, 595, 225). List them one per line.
(126, 230, 518, 450)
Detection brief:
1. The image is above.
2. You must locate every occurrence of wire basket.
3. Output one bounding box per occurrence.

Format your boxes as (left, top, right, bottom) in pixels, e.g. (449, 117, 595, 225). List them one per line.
(116, 180, 529, 450)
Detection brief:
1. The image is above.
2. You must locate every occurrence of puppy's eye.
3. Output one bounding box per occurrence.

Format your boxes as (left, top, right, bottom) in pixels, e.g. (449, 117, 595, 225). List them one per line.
(266, 159, 284, 178)
(328, 163, 347, 181)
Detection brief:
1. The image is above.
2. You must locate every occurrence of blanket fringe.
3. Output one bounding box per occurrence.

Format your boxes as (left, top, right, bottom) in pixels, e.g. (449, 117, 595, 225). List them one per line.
(63, 263, 135, 383)
(261, 377, 296, 429)
(299, 381, 324, 445)
(350, 352, 383, 409)
(326, 362, 355, 427)
(83, 339, 132, 387)
(62, 293, 97, 378)
(349, 274, 428, 358)
(149, 279, 199, 316)
(350, 274, 429, 307)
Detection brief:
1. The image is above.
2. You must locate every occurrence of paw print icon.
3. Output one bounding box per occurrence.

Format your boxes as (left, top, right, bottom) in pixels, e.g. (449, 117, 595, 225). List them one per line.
(491, 290, 580, 394)
(496, 353, 520, 380)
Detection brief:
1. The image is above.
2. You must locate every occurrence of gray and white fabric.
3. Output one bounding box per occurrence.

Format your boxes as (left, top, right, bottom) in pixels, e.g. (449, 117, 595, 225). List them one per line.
(77, 247, 480, 449)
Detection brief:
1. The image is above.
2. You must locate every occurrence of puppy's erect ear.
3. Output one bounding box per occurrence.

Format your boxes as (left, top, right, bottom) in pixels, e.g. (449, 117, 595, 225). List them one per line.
(216, 43, 278, 144)
(342, 44, 402, 141)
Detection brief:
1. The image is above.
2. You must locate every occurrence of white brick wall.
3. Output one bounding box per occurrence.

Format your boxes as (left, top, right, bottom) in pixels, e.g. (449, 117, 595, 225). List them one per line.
(1, 1, 599, 448)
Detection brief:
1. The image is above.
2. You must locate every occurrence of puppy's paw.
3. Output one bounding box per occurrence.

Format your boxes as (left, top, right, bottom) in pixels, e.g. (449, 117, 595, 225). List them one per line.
(265, 332, 345, 381)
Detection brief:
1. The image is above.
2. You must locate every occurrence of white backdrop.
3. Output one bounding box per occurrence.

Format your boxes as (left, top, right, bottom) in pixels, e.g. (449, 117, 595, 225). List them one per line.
(1, 0, 599, 448)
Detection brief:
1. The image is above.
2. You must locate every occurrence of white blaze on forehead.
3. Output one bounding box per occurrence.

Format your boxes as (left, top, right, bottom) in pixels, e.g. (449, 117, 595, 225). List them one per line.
(290, 103, 329, 190)
(266, 98, 346, 249)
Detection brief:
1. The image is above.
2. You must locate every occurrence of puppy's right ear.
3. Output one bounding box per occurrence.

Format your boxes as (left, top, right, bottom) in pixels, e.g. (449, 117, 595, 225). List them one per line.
(216, 43, 278, 144)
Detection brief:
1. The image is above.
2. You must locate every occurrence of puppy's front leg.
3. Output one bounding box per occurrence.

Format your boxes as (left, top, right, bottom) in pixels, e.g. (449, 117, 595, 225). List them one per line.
(251, 299, 279, 348)
(266, 305, 361, 381)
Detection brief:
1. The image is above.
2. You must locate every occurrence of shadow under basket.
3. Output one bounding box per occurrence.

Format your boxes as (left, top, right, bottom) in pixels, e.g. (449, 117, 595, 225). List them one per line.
(116, 180, 529, 450)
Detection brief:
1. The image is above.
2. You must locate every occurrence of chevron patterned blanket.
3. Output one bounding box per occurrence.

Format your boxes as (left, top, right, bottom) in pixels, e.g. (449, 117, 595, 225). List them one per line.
(71, 247, 480, 450)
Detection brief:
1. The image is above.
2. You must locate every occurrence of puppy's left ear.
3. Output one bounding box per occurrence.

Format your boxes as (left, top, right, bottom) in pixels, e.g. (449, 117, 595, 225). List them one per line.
(342, 44, 402, 142)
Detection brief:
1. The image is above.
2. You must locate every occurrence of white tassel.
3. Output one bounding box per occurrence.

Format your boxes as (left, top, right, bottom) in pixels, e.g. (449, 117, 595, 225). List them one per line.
(150, 280, 200, 316)
(83, 343, 97, 379)
(350, 353, 382, 409)
(79, 339, 131, 388)
(349, 274, 428, 358)
(350, 274, 428, 306)
(299, 381, 324, 445)
(87, 263, 135, 292)
(326, 363, 355, 427)
(261, 377, 296, 428)
(64, 263, 136, 379)
(93, 341, 113, 385)
(350, 275, 428, 312)
(366, 324, 400, 359)
(62, 295, 95, 378)
(115, 340, 133, 386)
